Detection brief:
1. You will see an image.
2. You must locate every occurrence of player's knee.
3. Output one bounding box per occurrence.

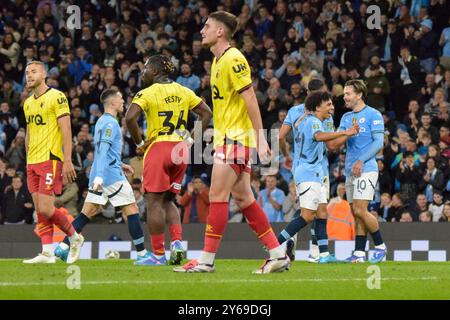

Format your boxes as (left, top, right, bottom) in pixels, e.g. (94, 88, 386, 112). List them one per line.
(38, 203, 53, 216)
(122, 204, 139, 216)
(233, 193, 254, 209)
(209, 188, 229, 202)
(352, 205, 366, 218)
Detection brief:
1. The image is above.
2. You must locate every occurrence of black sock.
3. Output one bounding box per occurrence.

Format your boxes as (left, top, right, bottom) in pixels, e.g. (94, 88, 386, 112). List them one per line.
(127, 213, 145, 252)
(63, 213, 90, 246)
(277, 216, 308, 244)
(370, 230, 384, 246)
(355, 235, 367, 252)
(310, 220, 318, 245)
(315, 219, 328, 254)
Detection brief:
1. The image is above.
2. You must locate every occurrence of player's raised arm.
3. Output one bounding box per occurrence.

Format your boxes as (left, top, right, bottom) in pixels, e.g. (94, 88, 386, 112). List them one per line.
(240, 87, 271, 161)
(57, 115, 76, 184)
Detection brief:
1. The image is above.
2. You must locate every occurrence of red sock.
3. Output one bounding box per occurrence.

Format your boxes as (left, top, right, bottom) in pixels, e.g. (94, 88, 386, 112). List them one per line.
(242, 201, 280, 250)
(169, 224, 182, 242)
(204, 202, 229, 253)
(37, 213, 53, 245)
(151, 233, 165, 255)
(50, 208, 75, 237)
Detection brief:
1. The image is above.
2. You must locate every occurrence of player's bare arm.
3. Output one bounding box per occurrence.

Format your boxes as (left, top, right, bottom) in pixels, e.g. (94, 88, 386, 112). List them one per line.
(315, 125, 358, 142)
(25, 125, 29, 154)
(326, 124, 360, 151)
(240, 86, 271, 161)
(191, 101, 212, 142)
(57, 115, 76, 184)
(125, 103, 148, 155)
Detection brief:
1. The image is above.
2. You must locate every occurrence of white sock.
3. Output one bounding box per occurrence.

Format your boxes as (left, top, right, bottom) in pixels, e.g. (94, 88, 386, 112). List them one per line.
(153, 254, 165, 259)
(42, 244, 53, 255)
(310, 244, 320, 257)
(269, 246, 285, 259)
(68, 232, 79, 243)
(59, 243, 69, 250)
(319, 252, 330, 258)
(375, 243, 386, 250)
(198, 252, 215, 265)
(137, 250, 147, 257)
(354, 250, 366, 257)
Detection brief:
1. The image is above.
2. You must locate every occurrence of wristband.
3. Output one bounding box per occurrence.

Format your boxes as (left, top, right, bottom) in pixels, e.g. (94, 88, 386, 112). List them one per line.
(136, 140, 145, 148)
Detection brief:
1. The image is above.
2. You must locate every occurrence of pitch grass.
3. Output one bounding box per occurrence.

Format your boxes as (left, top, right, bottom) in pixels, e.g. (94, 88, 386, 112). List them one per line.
(0, 259, 449, 300)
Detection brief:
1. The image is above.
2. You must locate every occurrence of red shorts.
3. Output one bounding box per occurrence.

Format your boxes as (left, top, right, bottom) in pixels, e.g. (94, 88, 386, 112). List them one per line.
(143, 141, 188, 194)
(27, 160, 63, 196)
(214, 145, 254, 176)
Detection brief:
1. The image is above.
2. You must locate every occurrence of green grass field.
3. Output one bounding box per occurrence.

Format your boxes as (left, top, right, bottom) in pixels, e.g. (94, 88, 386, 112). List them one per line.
(1, 259, 449, 299)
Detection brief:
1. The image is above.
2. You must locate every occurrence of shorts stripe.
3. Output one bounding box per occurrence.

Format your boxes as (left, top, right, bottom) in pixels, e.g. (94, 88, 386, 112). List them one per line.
(52, 160, 57, 178)
(107, 184, 123, 198)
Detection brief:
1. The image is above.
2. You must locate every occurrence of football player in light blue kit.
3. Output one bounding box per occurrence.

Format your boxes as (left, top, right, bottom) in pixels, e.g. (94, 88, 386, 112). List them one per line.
(337, 80, 387, 263)
(278, 79, 336, 263)
(277, 91, 358, 263)
(54, 88, 151, 264)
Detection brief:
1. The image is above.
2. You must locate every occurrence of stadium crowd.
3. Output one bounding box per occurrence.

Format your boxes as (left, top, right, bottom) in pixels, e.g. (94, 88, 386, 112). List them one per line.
(0, 0, 449, 226)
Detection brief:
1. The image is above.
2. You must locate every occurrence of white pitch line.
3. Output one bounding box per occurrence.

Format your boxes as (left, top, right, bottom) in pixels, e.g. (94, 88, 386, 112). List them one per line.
(0, 277, 441, 287)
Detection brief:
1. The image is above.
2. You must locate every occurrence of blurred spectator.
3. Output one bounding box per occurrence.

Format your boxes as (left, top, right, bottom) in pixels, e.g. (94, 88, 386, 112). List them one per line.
(387, 193, 408, 222)
(0, 175, 33, 224)
(258, 175, 285, 222)
(282, 180, 299, 222)
(176, 63, 200, 92)
(429, 190, 445, 221)
(395, 151, 421, 204)
(377, 193, 392, 222)
(0, 33, 20, 67)
(54, 182, 79, 217)
(178, 175, 210, 223)
(419, 157, 445, 202)
(419, 210, 433, 222)
(399, 211, 413, 222)
(438, 202, 450, 222)
(410, 193, 429, 221)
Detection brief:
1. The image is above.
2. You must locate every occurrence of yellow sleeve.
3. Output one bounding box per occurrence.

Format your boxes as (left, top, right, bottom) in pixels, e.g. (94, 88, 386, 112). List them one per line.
(227, 52, 252, 93)
(131, 90, 149, 112)
(54, 91, 70, 119)
(185, 87, 203, 110)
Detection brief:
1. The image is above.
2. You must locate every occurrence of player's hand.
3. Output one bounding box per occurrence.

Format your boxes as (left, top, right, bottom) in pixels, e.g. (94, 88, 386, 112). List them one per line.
(257, 137, 272, 164)
(136, 140, 152, 156)
(92, 176, 103, 192)
(122, 164, 134, 177)
(283, 155, 293, 170)
(62, 160, 76, 184)
(345, 125, 359, 136)
(351, 160, 363, 177)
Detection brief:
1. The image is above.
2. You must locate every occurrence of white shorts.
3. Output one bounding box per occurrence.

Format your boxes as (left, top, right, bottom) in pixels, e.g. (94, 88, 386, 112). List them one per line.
(319, 175, 330, 204)
(345, 172, 378, 203)
(85, 180, 136, 207)
(296, 181, 322, 211)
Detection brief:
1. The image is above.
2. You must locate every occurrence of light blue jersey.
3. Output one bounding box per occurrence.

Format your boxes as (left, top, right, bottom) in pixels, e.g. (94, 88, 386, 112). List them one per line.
(89, 113, 125, 188)
(338, 106, 384, 177)
(293, 114, 324, 184)
(285, 103, 334, 178)
(283, 103, 305, 171)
